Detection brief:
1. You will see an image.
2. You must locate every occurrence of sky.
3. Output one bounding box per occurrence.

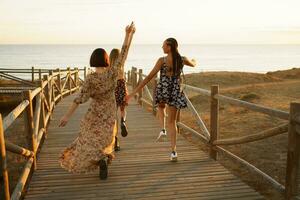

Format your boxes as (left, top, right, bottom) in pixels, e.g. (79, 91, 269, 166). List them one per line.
(0, 0, 300, 44)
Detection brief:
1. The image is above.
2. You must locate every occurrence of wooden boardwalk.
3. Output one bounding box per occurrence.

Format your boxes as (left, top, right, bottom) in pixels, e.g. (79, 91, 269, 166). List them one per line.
(25, 93, 264, 200)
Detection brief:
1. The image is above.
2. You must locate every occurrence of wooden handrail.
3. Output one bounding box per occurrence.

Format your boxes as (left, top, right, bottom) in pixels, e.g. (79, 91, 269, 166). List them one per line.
(3, 100, 29, 131)
(177, 122, 209, 143)
(11, 157, 34, 200)
(213, 124, 288, 146)
(0, 67, 82, 200)
(184, 91, 210, 140)
(182, 84, 211, 96)
(215, 145, 285, 193)
(215, 94, 289, 120)
(6, 141, 33, 157)
(31, 87, 42, 99)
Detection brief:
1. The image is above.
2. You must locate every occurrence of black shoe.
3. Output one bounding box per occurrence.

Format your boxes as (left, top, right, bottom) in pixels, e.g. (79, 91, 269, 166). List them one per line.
(120, 119, 128, 137)
(114, 136, 120, 151)
(99, 157, 108, 180)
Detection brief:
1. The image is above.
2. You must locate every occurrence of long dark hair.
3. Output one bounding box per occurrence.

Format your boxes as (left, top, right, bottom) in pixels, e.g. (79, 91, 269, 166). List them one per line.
(166, 38, 183, 76)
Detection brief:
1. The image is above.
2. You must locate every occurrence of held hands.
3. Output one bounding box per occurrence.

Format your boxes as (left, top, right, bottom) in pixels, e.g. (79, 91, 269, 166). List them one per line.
(59, 115, 69, 127)
(125, 93, 134, 102)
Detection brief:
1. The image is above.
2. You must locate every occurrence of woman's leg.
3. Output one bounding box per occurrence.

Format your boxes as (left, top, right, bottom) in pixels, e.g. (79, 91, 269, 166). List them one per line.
(157, 103, 166, 131)
(114, 107, 120, 151)
(120, 105, 128, 137)
(120, 105, 127, 121)
(156, 103, 167, 142)
(166, 106, 178, 152)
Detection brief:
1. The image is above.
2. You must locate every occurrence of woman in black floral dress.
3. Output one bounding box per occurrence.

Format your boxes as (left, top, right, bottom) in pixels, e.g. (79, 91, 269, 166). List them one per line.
(110, 47, 131, 152)
(127, 38, 196, 161)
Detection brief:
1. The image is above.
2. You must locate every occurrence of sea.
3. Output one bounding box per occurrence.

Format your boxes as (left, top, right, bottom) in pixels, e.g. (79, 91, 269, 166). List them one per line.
(0, 44, 300, 76)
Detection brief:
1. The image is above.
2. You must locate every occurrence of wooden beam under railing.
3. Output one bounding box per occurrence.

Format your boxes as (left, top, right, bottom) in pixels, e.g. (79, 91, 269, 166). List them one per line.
(213, 123, 288, 146)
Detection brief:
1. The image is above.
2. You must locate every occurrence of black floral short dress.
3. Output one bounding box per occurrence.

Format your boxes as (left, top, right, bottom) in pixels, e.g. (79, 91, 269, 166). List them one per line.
(115, 79, 128, 107)
(154, 57, 187, 109)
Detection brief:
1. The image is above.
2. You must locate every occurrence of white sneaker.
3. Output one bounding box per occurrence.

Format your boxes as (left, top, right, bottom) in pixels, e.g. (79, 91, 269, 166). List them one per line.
(170, 151, 178, 162)
(156, 129, 167, 142)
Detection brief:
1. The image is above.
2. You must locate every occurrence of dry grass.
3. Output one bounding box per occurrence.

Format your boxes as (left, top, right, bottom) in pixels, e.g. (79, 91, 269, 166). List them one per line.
(180, 67, 300, 200)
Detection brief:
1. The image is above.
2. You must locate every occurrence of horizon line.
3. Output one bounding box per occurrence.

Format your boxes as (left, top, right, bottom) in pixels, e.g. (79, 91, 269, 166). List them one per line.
(1, 43, 300, 45)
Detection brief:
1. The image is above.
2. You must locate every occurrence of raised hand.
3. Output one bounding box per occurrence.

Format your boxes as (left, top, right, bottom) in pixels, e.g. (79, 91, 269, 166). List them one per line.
(126, 22, 136, 34)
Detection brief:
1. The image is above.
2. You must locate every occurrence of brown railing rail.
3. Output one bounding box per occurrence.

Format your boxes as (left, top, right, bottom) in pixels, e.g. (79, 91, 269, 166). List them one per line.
(126, 66, 300, 200)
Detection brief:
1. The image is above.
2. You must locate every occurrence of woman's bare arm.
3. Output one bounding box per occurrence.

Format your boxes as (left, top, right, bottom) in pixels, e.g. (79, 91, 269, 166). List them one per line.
(183, 56, 197, 67)
(128, 58, 163, 97)
(115, 23, 135, 73)
(59, 75, 90, 127)
(59, 103, 79, 127)
(119, 29, 135, 77)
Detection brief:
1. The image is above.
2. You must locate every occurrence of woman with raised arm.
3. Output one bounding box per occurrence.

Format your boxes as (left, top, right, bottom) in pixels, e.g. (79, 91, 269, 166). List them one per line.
(127, 38, 196, 162)
(58, 23, 135, 180)
(109, 32, 133, 150)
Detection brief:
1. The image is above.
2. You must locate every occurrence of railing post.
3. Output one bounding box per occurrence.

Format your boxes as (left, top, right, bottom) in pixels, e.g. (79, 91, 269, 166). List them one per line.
(75, 67, 79, 90)
(49, 70, 55, 110)
(138, 69, 143, 105)
(84, 66, 87, 80)
(31, 66, 35, 83)
(22, 90, 37, 169)
(210, 85, 219, 160)
(127, 70, 131, 85)
(132, 67, 137, 99)
(43, 74, 50, 112)
(152, 74, 158, 116)
(67, 67, 71, 95)
(285, 102, 300, 200)
(39, 80, 46, 134)
(57, 68, 62, 100)
(0, 114, 10, 200)
(131, 67, 135, 88)
(39, 68, 42, 81)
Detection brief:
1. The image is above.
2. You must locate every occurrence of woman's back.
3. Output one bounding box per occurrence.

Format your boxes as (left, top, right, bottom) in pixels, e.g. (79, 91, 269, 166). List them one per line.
(88, 70, 117, 102)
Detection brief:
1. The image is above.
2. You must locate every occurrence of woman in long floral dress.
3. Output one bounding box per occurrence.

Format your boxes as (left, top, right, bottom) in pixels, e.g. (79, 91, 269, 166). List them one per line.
(58, 23, 135, 180)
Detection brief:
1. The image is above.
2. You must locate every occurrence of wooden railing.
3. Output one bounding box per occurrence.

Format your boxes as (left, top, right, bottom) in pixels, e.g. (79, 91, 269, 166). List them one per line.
(126, 67, 300, 200)
(0, 67, 88, 200)
(0, 67, 90, 86)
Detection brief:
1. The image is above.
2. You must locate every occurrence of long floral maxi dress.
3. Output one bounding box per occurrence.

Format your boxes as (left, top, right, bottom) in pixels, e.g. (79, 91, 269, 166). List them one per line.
(59, 67, 118, 174)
